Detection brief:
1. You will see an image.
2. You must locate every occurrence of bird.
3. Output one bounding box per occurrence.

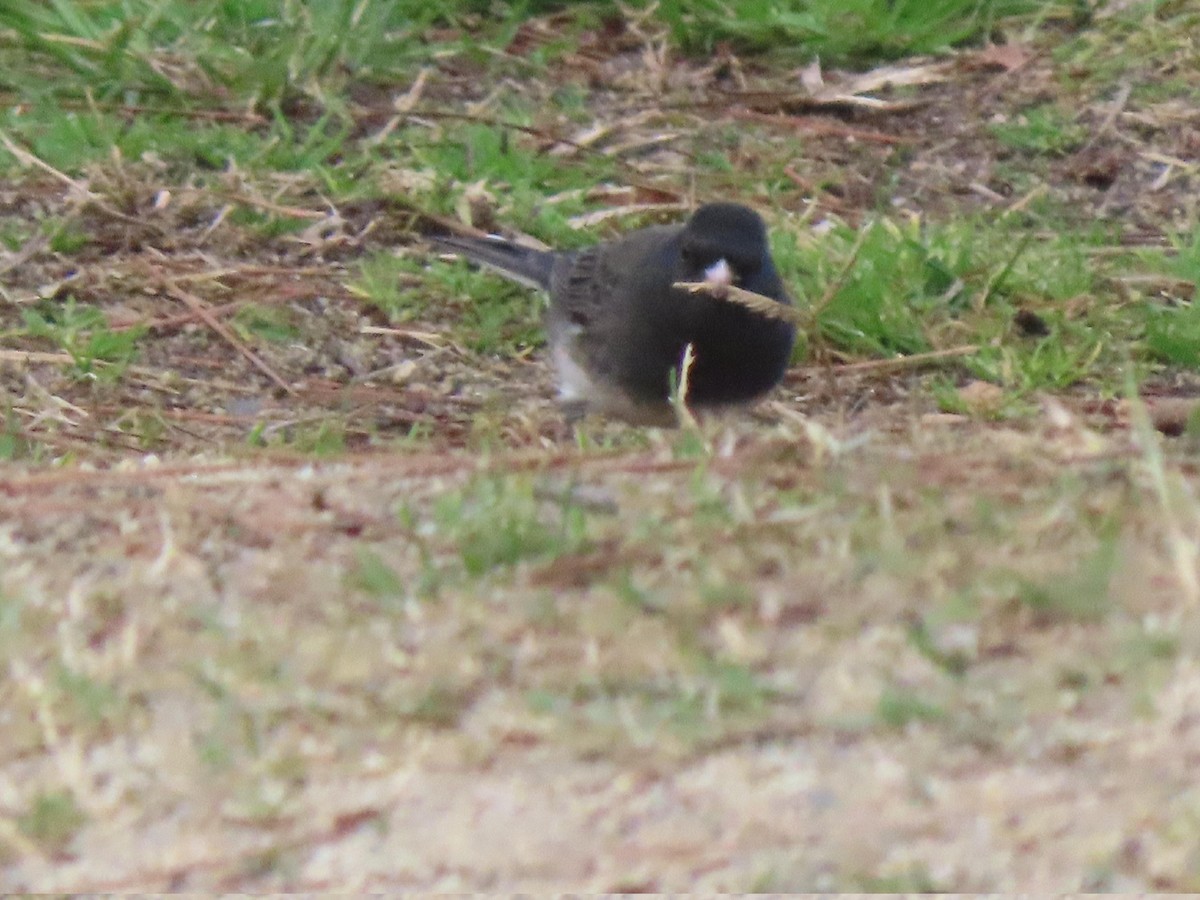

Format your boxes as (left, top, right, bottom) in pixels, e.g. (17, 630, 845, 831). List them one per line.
(431, 202, 796, 425)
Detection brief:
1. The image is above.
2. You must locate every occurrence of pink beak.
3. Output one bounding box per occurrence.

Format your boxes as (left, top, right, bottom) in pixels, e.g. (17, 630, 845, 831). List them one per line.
(703, 258, 733, 287)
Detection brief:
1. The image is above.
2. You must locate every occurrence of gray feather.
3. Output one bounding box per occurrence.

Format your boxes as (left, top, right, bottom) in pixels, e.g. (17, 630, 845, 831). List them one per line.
(430, 234, 559, 292)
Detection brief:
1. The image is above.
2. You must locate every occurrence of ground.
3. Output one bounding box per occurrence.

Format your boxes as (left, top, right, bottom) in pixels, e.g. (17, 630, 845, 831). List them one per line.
(2, 0, 1200, 890)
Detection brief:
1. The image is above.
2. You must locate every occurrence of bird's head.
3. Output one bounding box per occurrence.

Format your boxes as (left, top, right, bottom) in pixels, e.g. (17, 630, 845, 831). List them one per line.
(678, 202, 771, 291)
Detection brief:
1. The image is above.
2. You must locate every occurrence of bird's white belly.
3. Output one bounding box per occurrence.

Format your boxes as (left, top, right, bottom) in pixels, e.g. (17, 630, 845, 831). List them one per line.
(550, 327, 673, 425)
(551, 331, 599, 405)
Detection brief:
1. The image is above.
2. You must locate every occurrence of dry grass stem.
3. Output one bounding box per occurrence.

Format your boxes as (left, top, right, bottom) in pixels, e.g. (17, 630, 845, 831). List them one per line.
(670, 341, 701, 432)
(673, 280, 805, 324)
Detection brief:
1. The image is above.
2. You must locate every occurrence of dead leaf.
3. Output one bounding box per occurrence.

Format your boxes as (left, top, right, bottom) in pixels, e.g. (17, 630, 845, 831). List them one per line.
(965, 43, 1033, 72)
(957, 380, 1005, 414)
(830, 59, 953, 94)
(790, 59, 952, 111)
(455, 180, 498, 230)
(567, 202, 687, 229)
(393, 68, 430, 113)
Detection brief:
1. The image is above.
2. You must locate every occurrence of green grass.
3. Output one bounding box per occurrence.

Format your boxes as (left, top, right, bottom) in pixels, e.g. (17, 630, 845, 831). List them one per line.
(655, 0, 1053, 63)
(853, 864, 942, 892)
(525, 660, 776, 755)
(0, 0, 1182, 402)
(232, 304, 302, 344)
(351, 547, 407, 603)
(432, 475, 593, 577)
(1053, 0, 1200, 98)
(21, 297, 144, 381)
(244, 417, 350, 455)
(17, 790, 88, 857)
(0, 413, 32, 461)
(784, 214, 1149, 396)
(1143, 226, 1200, 366)
(989, 104, 1089, 157)
(0, 0, 467, 107)
(0, 0, 1067, 118)
(1014, 540, 1117, 623)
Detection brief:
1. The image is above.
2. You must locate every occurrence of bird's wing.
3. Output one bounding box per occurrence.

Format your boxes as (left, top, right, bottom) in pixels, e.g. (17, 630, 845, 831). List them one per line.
(545, 225, 690, 408)
(547, 224, 678, 328)
(430, 234, 558, 292)
(547, 244, 608, 328)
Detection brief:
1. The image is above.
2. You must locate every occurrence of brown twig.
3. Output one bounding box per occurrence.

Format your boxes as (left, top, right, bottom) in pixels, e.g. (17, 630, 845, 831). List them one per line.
(0, 349, 83, 366)
(163, 281, 295, 394)
(672, 280, 804, 325)
(210, 193, 330, 221)
(729, 109, 910, 145)
(0, 92, 268, 126)
(782, 165, 855, 215)
(0, 229, 53, 277)
(799, 344, 979, 375)
(402, 109, 595, 154)
(0, 446, 699, 497)
(114, 299, 244, 333)
(359, 325, 448, 348)
(120, 268, 342, 334)
(0, 131, 164, 231)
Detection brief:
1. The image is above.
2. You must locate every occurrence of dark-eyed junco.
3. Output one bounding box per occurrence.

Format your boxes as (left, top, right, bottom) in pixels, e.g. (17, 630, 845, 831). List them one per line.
(432, 202, 796, 424)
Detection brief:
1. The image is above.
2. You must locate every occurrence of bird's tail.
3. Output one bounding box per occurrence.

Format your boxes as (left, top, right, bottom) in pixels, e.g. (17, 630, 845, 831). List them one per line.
(430, 234, 557, 292)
